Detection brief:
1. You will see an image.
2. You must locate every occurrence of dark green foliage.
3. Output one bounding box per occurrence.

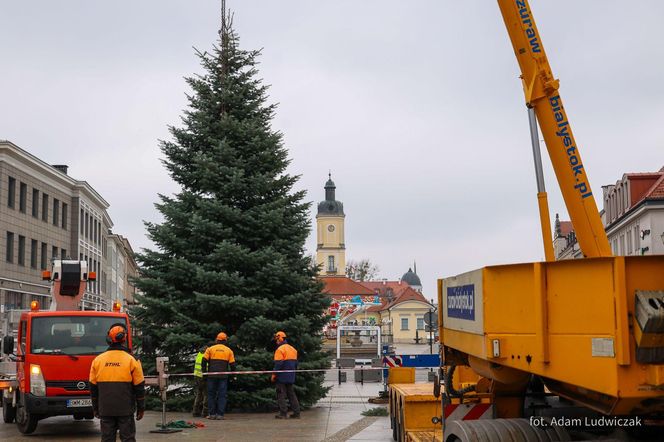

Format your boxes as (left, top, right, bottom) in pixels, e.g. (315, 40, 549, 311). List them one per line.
(361, 407, 389, 416)
(132, 22, 330, 411)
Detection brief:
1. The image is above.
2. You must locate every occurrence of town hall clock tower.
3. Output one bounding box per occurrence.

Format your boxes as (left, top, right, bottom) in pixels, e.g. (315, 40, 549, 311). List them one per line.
(316, 174, 345, 275)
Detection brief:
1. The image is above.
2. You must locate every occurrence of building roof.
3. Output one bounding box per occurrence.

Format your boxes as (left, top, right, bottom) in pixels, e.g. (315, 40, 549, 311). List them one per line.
(360, 281, 430, 312)
(0, 140, 110, 210)
(360, 280, 408, 292)
(320, 276, 374, 297)
(401, 268, 421, 287)
(559, 221, 574, 236)
(642, 174, 664, 200)
(605, 167, 664, 228)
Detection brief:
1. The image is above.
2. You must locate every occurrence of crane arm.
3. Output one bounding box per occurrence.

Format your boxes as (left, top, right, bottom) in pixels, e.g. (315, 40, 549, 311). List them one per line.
(497, 0, 611, 258)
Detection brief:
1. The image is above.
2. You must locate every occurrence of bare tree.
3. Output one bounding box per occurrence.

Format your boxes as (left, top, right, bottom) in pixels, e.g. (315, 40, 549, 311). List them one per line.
(345, 259, 380, 281)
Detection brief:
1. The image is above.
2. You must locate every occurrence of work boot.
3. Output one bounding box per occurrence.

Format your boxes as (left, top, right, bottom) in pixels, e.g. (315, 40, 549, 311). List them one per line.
(206, 415, 215, 420)
(289, 412, 301, 419)
(275, 413, 288, 419)
(216, 415, 225, 420)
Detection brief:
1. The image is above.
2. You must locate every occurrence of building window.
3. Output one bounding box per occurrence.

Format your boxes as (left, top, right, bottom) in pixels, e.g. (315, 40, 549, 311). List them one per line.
(94, 259, 98, 294)
(619, 234, 625, 256)
(52, 246, 58, 260)
(62, 203, 68, 230)
(18, 235, 25, 266)
(61, 248, 67, 259)
(53, 199, 60, 226)
(401, 317, 409, 331)
(6, 232, 14, 262)
(635, 225, 640, 252)
(7, 176, 16, 208)
(41, 242, 47, 270)
(80, 209, 84, 232)
(42, 194, 49, 222)
(627, 229, 633, 255)
(20, 320, 27, 352)
(417, 317, 425, 330)
(19, 182, 27, 213)
(85, 213, 89, 239)
(32, 189, 39, 218)
(327, 255, 335, 272)
(30, 239, 38, 269)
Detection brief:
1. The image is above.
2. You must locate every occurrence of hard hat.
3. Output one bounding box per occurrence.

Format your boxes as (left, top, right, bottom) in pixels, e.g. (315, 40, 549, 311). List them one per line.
(108, 325, 127, 344)
(274, 331, 287, 340)
(216, 332, 228, 342)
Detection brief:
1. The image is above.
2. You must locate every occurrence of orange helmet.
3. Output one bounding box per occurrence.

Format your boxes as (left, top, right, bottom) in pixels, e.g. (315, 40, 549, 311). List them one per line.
(274, 331, 287, 342)
(108, 325, 127, 344)
(216, 332, 228, 342)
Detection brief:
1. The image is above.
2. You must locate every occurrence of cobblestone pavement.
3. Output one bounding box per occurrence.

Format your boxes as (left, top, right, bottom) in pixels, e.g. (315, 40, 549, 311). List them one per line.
(0, 344, 433, 441)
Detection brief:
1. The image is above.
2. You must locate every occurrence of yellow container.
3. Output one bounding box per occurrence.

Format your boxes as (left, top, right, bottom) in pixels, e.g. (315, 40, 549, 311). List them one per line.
(388, 367, 415, 384)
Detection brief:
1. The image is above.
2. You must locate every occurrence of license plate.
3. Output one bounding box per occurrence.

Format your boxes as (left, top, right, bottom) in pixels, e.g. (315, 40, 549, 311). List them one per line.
(66, 399, 92, 408)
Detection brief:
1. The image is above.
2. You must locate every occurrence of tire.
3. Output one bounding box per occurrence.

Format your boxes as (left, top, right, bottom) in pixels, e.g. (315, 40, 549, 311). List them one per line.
(3, 398, 16, 423)
(15, 393, 38, 434)
(398, 405, 406, 442)
(444, 418, 570, 442)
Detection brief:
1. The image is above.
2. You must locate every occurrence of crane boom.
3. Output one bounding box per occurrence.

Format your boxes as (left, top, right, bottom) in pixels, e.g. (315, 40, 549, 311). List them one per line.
(497, 0, 611, 258)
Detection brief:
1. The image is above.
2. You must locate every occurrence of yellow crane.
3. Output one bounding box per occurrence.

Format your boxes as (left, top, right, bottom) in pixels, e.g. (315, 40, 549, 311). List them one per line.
(389, 2, 664, 441)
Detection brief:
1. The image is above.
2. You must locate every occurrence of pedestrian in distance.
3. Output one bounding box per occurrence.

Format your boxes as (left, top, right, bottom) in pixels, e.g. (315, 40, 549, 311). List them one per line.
(272, 331, 301, 419)
(89, 324, 145, 442)
(202, 332, 236, 420)
(192, 343, 211, 417)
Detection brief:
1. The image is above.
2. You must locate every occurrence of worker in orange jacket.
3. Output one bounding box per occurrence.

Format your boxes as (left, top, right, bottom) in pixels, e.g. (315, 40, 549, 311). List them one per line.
(89, 324, 145, 442)
(272, 331, 301, 419)
(202, 332, 236, 420)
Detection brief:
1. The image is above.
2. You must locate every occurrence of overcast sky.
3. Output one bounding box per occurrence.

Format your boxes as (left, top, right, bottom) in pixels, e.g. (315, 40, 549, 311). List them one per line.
(1, 1, 663, 298)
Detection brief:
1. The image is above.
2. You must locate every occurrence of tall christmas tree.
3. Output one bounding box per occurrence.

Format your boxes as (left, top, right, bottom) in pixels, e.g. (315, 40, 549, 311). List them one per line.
(133, 7, 330, 410)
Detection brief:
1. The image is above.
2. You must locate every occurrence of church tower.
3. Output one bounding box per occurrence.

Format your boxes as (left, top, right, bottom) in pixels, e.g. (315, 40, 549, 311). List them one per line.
(316, 174, 346, 275)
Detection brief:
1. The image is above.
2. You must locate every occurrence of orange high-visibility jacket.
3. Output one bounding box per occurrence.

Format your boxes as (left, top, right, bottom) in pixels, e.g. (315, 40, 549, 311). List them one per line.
(273, 343, 298, 384)
(89, 348, 145, 416)
(203, 343, 236, 378)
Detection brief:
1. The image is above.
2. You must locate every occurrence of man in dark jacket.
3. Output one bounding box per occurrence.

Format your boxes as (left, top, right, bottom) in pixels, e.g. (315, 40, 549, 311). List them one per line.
(90, 324, 145, 442)
(272, 331, 300, 419)
(202, 332, 236, 420)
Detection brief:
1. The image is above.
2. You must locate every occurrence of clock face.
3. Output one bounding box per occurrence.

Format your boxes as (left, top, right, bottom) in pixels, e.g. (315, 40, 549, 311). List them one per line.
(327, 224, 335, 232)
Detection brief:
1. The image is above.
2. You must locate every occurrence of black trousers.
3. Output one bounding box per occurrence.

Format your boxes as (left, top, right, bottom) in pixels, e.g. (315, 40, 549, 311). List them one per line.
(100, 415, 136, 442)
(276, 383, 300, 415)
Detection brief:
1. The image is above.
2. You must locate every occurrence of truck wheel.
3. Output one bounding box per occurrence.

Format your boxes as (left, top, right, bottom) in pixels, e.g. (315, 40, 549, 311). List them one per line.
(3, 398, 16, 423)
(15, 395, 38, 434)
(398, 406, 406, 442)
(444, 418, 570, 442)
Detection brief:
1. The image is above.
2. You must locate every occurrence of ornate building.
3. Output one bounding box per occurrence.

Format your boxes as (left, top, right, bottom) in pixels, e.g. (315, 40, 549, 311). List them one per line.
(316, 174, 345, 275)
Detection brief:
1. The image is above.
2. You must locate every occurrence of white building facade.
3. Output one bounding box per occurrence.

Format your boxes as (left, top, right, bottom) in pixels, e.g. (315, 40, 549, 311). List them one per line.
(603, 169, 664, 256)
(554, 167, 664, 260)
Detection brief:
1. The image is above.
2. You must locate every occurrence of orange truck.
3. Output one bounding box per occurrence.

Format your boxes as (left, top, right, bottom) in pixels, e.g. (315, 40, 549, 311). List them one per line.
(1, 259, 133, 434)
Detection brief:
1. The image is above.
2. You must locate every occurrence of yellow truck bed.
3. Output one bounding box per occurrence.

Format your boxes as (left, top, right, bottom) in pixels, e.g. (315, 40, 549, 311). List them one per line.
(406, 430, 442, 442)
(389, 383, 441, 442)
